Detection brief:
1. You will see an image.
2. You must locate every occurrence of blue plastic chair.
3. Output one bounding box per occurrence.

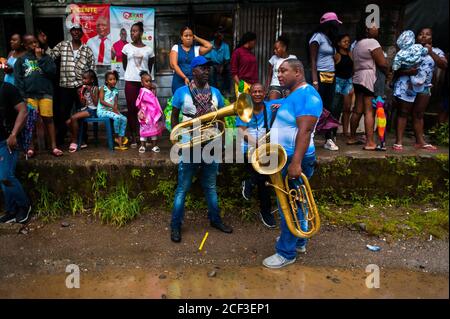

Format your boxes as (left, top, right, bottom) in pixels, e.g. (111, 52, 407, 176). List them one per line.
(77, 117, 114, 151)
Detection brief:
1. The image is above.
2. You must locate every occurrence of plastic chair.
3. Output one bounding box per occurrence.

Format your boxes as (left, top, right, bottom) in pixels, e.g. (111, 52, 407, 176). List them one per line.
(77, 117, 114, 151)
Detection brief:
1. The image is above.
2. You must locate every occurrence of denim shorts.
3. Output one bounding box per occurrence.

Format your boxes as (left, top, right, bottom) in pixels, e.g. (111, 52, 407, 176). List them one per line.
(81, 107, 97, 118)
(335, 77, 353, 95)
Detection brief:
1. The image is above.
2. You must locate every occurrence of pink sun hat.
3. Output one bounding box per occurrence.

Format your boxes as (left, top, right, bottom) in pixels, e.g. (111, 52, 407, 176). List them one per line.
(320, 12, 343, 24)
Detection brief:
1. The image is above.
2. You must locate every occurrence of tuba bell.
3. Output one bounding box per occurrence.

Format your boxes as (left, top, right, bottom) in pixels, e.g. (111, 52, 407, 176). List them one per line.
(170, 93, 253, 149)
(251, 143, 320, 238)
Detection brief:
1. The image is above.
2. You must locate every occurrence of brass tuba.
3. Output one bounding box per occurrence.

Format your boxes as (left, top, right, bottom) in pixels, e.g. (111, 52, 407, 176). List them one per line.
(251, 143, 320, 238)
(170, 93, 254, 149)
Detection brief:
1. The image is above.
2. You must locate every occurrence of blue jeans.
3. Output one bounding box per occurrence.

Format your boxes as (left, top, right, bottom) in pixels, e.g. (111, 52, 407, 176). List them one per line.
(276, 154, 316, 260)
(170, 161, 222, 229)
(0, 140, 30, 214)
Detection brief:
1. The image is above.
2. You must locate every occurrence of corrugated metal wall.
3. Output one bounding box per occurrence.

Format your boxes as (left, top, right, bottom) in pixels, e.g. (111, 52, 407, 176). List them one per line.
(234, 5, 282, 86)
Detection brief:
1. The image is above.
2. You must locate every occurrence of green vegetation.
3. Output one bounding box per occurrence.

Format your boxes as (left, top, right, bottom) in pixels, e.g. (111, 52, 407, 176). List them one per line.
(35, 185, 64, 222)
(94, 183, 143, 227)
(319, 198, 449, 239)
(69, 192, 85, 215)
(429, 122, 449, 146)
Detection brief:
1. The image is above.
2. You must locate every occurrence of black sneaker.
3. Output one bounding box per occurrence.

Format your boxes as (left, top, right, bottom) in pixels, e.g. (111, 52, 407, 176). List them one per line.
(260, 211, 276, 228)
(210, 221, 233, 233)
(241, 180, 252, 200)
(0, 212, 17, 223)
(16, 205, 32, 224)
(171, 227, 181, 243)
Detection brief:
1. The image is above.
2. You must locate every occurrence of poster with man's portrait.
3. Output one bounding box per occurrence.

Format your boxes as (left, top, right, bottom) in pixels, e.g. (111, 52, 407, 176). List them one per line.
(66, 4, 111, 66)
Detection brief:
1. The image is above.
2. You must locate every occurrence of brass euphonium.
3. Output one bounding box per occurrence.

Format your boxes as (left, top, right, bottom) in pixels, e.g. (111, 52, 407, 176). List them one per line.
(250, 143, 320, 238)
(170, 93, 254, 149)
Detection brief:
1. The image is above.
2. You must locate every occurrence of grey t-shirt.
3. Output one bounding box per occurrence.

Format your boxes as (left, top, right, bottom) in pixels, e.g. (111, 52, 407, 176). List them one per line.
(309, 32, 335, 72)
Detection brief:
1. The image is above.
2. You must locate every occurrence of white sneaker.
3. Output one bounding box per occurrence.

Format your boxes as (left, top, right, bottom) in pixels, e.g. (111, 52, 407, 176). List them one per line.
(297, 245, 307, 253)
(324, 139, 339, 151)
(262, 253, 296, 269)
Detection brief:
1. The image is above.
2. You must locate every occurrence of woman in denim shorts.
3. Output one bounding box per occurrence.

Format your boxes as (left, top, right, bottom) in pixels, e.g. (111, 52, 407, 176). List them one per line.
(333, 34, 353, 137)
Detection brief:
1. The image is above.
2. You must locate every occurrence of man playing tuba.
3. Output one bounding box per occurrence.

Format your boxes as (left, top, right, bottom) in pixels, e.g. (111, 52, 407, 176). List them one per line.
(169, 56, 233, 243)
(263, 59, 323, 268)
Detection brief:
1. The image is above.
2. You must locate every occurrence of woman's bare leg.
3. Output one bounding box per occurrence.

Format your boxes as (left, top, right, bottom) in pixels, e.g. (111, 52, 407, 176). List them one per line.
(412, 93, 430, 146)
(395, 99, 413, 146)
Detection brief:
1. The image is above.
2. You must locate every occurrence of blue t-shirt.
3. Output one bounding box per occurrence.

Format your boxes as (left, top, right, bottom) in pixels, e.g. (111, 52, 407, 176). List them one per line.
(270, 84, 323, 157)
(309, 33, 335, 72)
(204, 40, 231, 65)
(236, 102, 272, 154)
(172, 85, 225, 145)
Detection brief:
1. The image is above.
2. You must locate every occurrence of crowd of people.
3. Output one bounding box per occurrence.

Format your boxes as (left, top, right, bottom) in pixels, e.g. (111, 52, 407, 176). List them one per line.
(0, 11, 448, 269)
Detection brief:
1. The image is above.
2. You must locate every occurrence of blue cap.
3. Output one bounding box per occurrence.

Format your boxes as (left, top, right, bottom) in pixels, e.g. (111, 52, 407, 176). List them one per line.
(190, 56, 212, 69)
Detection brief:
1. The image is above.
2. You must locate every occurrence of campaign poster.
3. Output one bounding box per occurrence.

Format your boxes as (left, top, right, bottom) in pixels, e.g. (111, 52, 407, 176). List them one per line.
(65, 4, 111, 66)
(110, 6, 155, 79)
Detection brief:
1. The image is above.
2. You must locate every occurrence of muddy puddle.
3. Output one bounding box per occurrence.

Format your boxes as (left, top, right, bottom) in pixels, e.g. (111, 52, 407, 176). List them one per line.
(1, 265, 447, 299)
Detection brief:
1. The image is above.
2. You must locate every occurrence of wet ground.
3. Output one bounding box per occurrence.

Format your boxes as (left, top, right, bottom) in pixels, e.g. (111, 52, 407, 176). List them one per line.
(1, 265, 448, 299)
(0, 211, 448, 299)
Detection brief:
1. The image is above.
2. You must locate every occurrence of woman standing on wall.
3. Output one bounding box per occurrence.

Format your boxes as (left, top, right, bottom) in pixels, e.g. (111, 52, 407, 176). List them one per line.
(309, 12, 341, 151)
(347, 20, 388, 150)
(3, 34, 26, 85)
(169, 26, 212, 94)
(231, 32, 258, 97)
(393, 27, 448, 151)
(122, 21, 155, 148)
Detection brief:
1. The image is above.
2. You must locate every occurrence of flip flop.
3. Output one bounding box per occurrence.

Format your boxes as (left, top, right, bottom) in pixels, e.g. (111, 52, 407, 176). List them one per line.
(114, 146, 128, 151)
(414, 143, 437, 151)
(346, 139, 364, 145)
(68, 143, 78, 153)
(392, 144, 403, 151)
(52, 148, 63, 157)
(363, 146, 377, 151)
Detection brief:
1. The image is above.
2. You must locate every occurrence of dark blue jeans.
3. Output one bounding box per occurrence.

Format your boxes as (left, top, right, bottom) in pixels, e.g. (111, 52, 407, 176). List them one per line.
(275, 154, 316, 260)
(170, 161, 223, 229)
(0, 140, 30, 214)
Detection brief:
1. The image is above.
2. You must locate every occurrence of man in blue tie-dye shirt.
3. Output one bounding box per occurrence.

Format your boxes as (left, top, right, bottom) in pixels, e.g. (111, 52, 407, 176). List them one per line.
(263, 58, 323, 269)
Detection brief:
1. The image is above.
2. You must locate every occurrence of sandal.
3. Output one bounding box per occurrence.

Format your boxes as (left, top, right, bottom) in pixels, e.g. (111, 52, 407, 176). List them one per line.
(52, 148, 63, 157)
(152, 146, 160, 153)
(414, 143, 437, 151)
(80, 143, 88, 149)
(114, 145, 128, 151)
(138, 146, 146, 153)
(346, 139, 364, 145)
(392, 144, 403, 151)
(68, 143, 78, 153)
(363, 146, 377, 151)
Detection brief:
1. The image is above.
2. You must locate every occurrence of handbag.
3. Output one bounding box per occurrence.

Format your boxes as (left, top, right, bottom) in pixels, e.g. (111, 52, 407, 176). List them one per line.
(319, 71, 335, 84)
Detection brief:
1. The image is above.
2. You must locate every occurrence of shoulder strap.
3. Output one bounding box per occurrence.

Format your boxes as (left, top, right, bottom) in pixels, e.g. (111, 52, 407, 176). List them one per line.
(262, 104, 269, 131)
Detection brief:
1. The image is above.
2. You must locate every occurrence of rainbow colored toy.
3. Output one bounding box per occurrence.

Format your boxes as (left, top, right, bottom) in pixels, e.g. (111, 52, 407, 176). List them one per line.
(372, 96, 386, 151)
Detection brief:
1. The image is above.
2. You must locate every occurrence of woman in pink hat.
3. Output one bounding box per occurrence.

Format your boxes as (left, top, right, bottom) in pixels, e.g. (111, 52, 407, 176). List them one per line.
(309, 12, 341, 151)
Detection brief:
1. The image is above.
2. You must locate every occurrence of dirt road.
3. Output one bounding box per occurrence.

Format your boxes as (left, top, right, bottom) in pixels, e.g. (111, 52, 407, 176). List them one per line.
(0, 210, 448, 298)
